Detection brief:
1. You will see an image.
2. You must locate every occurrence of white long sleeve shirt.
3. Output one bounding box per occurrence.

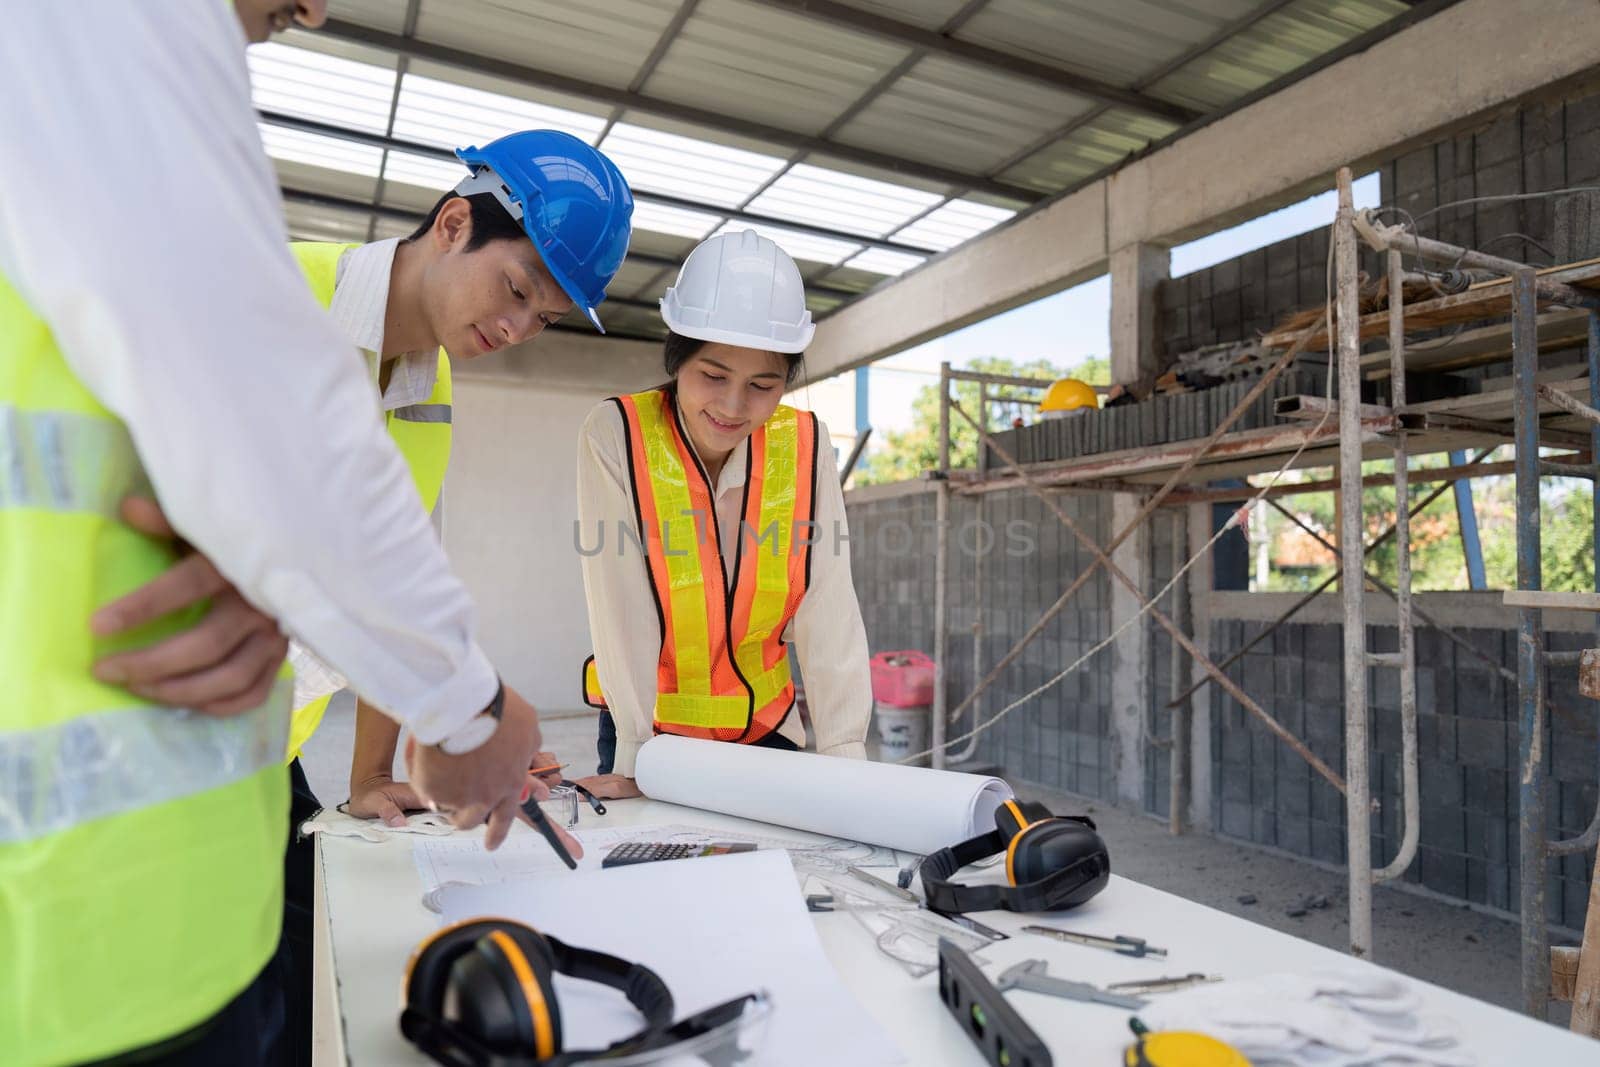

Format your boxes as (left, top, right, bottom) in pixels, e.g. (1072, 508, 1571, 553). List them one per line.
(577, 398, 872, 777)
(0, 4, 495, 744)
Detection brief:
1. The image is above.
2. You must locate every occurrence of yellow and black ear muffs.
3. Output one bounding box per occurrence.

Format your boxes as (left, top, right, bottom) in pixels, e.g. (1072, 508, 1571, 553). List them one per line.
(920, 800, 1112, 914)
(400, 918, 675, 1067)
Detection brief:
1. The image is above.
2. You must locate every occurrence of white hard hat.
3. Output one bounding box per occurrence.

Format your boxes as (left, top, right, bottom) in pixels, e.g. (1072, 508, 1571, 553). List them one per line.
(660, 230, 814, 353)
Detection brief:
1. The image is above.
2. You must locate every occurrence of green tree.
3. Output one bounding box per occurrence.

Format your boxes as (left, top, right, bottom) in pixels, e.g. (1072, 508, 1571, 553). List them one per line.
(856, 355, 1108, 485)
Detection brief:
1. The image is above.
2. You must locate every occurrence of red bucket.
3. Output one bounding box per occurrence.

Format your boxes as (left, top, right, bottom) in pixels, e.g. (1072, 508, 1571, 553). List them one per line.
(869, 650, 936, 708)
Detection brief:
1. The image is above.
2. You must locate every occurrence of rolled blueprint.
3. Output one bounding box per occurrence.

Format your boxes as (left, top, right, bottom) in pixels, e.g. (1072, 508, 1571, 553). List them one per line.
(633, 734, 1013, 855)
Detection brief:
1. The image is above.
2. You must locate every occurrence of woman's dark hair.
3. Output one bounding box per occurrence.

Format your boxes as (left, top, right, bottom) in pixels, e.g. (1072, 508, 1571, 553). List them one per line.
(404, 191, 526, 250)
(663, 330, 805, 385)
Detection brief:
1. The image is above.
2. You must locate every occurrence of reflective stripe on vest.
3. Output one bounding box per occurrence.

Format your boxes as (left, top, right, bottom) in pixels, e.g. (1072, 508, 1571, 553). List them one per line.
(284, 243, 454, 759)
(609, 389, 816, 741)
(393, 402, 453, 424)
(1, 269, 289, 1065)
(1, 405, 142, 516)
(0, 679, 291, 844)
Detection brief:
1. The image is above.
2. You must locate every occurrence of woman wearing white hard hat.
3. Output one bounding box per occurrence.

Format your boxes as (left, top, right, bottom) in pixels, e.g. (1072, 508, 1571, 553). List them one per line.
(572, 230, 872, 797)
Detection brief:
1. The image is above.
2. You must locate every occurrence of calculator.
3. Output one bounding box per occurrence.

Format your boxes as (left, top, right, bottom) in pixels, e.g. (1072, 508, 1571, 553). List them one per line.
(601, 841, 755, 868)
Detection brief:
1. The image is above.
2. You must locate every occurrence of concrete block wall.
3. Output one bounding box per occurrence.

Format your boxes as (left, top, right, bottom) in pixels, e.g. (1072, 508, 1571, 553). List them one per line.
(1208, 618, 1597, 931)
(1160, 82, 1600, 358)
(845, 486, 1118, 800)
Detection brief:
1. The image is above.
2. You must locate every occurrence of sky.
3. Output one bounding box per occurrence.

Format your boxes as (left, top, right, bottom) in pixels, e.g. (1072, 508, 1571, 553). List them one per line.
(862, 172, 1382, 435)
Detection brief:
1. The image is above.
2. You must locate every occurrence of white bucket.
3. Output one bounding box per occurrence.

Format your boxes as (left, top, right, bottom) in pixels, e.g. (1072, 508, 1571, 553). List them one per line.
(874, 701, 931, 765)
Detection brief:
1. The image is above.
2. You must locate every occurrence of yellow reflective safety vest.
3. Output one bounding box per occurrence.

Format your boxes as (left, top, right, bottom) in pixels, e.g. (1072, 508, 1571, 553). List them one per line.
(284, 242, 453, 760)
(585, 388, 818, 743)
(0, 278, 290, 1064)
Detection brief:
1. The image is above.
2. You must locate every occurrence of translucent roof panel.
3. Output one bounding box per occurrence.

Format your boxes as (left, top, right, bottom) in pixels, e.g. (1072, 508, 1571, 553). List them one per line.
(599, 123, 788, 209)
(631, 200, 726, 242)
(391, 72, 607, 150)
(382, 150, 468, 192)
(282, 199, 372, 245)
(744, 164, 943, 239)
(248, 42, 396, 133)
(259, 123, 383, 178)
(713, 221, 861, 268)
(843, 248, 927, 277)
(892, 199, 1016, 252)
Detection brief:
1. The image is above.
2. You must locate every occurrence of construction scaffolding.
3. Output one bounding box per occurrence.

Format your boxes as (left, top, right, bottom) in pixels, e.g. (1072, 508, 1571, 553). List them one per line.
(924, 166, 1600, 1019)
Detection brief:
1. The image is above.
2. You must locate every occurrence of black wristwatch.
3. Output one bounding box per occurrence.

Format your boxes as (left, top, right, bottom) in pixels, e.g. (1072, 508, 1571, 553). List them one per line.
(439, 679, 505, 755)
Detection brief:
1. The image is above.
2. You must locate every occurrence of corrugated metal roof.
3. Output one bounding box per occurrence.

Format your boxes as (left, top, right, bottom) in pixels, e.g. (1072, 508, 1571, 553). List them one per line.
(833, 54, 1096, 173)
(999, 107, 1181, 193)
(958, 0, 1261, 89)
(1148, 0, 1407, 111)
(263, 0, 1434, 338)
(829, 0, 976, 32)
(644, 0, 910, 136)
(413, 0, 681, 90)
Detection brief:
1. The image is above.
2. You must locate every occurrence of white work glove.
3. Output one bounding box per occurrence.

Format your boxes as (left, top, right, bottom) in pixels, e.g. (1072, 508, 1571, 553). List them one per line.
(1137, 969, 1473, 1067)
(300, 807, 455, 843)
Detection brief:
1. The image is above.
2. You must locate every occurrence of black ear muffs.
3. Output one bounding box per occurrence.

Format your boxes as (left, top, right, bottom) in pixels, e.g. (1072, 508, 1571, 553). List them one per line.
(401, 918, 674, 1066)
(921, 799, 1111, 914)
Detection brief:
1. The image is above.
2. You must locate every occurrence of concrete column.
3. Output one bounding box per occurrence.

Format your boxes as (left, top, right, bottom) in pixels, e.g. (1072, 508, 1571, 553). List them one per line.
(1107, 242, 1171, 807)
(1110, 242, 1170, 385)
(1186, 501, 1216, 831)
(1110, 495, 1150, 807)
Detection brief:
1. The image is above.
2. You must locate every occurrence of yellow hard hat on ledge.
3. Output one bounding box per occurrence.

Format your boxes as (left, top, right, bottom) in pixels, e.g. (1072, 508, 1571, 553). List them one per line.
(1040, 377, 1098, 415)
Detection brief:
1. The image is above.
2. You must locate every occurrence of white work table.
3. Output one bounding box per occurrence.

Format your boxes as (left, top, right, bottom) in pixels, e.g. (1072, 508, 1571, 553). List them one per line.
(313, 797, 1594, 1065)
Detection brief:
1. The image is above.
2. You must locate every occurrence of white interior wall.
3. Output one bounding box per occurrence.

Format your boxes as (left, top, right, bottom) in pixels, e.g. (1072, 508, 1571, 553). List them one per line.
(443, 378, 608, 713)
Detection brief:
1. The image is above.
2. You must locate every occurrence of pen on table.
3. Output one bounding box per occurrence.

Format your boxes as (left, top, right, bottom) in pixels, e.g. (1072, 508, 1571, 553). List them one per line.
(518, 783, 578, 870)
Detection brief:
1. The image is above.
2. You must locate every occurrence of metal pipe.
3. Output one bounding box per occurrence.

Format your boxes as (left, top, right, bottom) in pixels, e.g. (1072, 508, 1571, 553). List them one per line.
(1536, 382, 1600, 428)
(1512, 270, 1549, 1016)
(1336, 169, 1374, 960)
(1356, 213, 1600, 309)
(931, 362, 951, 771)
(1170, 510, 1190, 836)
(946, 386, 985, 766)
(1168, 458, 1482, 710)
(1374, 248, 1420, 884)
(950, 396, 1354, 797)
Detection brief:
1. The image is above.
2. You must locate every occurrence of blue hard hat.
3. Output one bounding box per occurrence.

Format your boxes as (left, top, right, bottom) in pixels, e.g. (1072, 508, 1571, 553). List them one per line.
(453, 130, 633, 333)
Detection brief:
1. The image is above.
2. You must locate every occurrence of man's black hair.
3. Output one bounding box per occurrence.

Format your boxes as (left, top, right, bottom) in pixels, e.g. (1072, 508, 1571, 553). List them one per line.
(404, 191, 526, 250)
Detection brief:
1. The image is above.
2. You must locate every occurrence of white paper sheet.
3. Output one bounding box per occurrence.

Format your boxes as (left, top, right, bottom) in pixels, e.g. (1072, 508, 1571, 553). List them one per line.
(634, 735, 1012, 855)
(437, 849, 904, 1067)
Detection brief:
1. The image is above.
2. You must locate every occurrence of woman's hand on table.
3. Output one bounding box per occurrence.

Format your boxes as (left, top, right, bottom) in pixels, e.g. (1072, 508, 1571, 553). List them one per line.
(572, 774, 643, 800)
